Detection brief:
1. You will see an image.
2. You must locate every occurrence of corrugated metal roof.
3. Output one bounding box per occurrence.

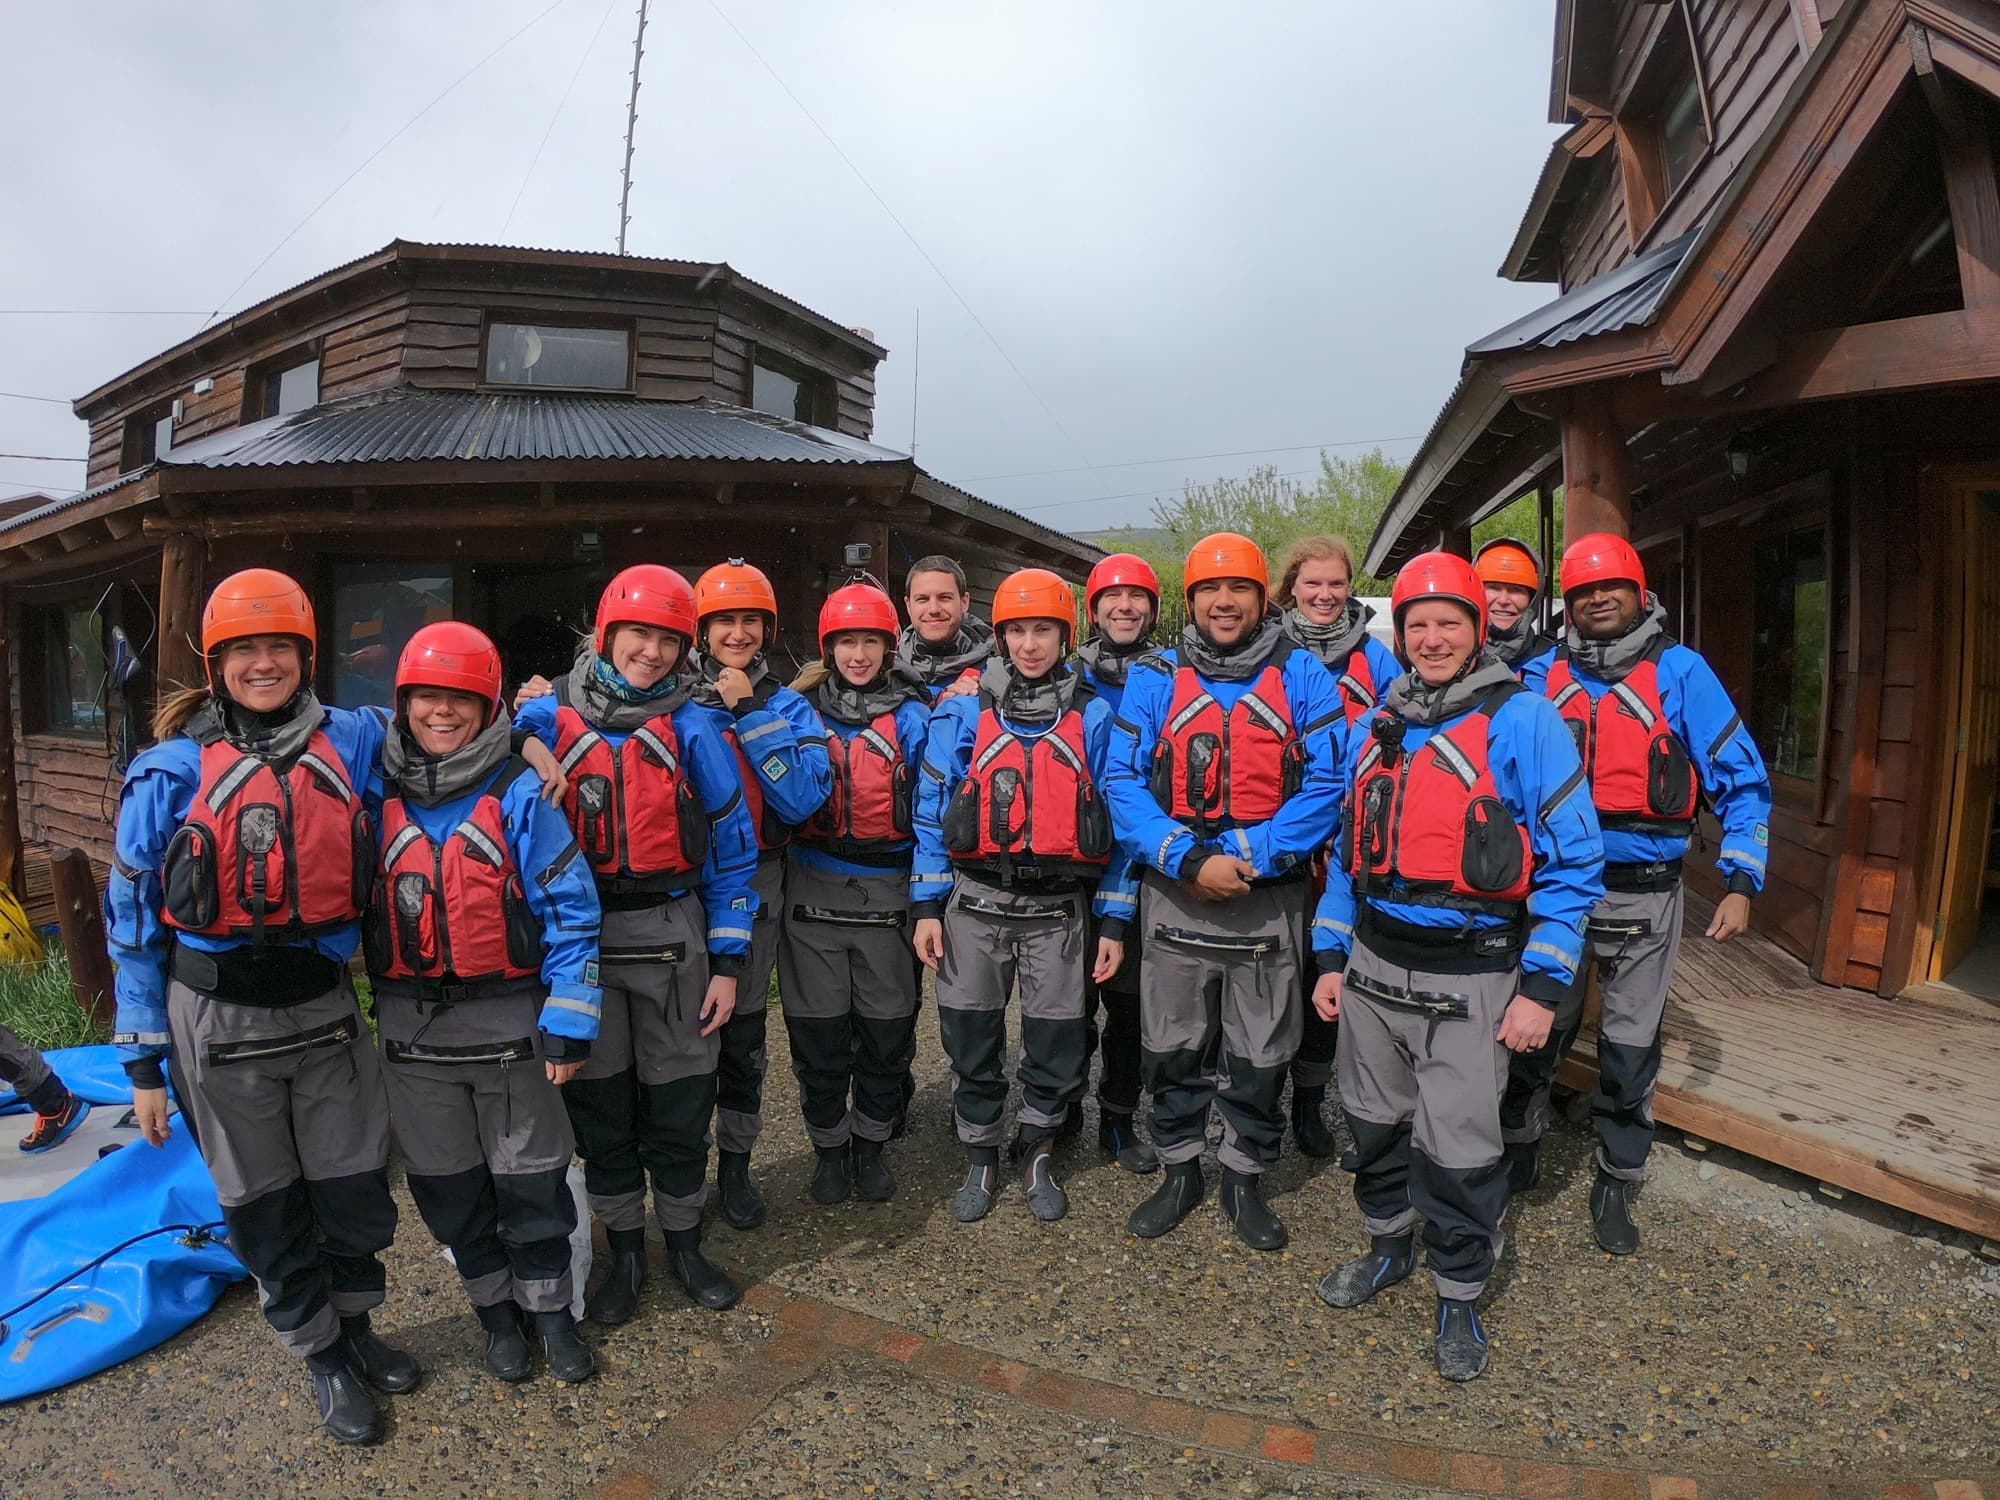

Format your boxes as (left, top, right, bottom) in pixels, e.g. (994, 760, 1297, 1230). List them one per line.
(163, 390, 911, 471)
(1466, 228, 1700, 357)
(0, 470, 149, 536)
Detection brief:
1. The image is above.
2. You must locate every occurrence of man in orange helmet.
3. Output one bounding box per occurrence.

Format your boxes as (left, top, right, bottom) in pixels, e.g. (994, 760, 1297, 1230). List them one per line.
(1103, 532, 1348, 1251)
(1473, 538, 1553, 677)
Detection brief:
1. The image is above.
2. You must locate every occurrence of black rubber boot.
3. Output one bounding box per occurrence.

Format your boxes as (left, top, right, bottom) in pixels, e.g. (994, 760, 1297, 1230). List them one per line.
(1099, 1111, 1159, 1174)
(475, 1300, 533, 1382)
(1590, 1171, 1640, 1256)
(585, 1227, 648, 1326)
(716, 1149, 767, 1230)
(1434, 1297, 1490, 1382)
(1059, 1100, 1085, 1141)
(1219, 1167, 1286, 1251)
(810, 1143, 853, 1205)
(1127, 1159, 1203, 1239)
(665, 1226, 741, 1310)
(1290, 1085, 1339, 1159)
(337, 1313, 421, 1394)
(952, 1146, 1000, 1223)
(852, 1137, 896, 1201)
(1020, 1139, 1069, 1222)
(1503, 1139, 1541, 1194)
(1316, 1232, 1416, 1309)
(532, 1309, 597, 1383)
(306, 1346, 383, 1444)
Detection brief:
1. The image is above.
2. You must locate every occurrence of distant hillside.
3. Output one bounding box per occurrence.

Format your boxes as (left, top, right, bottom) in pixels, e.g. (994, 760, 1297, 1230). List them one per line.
(1078, 525, 1172, 552)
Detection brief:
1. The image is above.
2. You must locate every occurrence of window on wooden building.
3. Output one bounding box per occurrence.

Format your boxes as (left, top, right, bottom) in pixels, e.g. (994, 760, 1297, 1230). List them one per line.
(120, 407, 174, 471)
(24, 601, 108, 737)
(329, 561, 454, 709)
(257, 355, 320, 419)
(1747, 527, 1830, 784)
(1615, 0, 1712, 241)
(750, 350, 832, 426)
(484, 322, 631, 391)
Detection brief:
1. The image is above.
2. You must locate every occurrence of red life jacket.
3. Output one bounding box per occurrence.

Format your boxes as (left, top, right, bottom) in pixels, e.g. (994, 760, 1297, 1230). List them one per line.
(1545, 641, 1698, 833)
(1148, 643, 1306, 834)
(1345, 684, 1533, 915)
(1335, 646, 1379, 727)
(553, 689, 708, 884)
(161, 724, 371, 944)
(801, 710, 913, 862)
(365, 761, 543, 992)
(942, 690, 1113, 871)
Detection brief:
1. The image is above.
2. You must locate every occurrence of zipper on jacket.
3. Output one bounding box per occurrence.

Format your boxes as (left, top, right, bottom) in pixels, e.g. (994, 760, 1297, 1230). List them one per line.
(432, 842, 454, 977)
(213, 1017, 356, 1063)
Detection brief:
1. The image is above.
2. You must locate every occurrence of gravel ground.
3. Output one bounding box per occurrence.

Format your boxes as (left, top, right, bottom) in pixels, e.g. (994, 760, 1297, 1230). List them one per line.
(5, 1001, 1997, 1495)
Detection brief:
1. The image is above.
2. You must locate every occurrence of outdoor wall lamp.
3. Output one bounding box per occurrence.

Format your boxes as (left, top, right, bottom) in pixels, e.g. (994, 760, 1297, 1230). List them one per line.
(1724, 428, 1771, 482)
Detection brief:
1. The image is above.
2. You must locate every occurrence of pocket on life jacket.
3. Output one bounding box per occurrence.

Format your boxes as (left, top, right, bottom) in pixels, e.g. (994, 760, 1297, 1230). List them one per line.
(503, 873, 542, 970)
(234, 803, 284, 918)
(1359, 776, 1394, 872)
(1460, 796, 1525, 893)
(890, 760, 914, 838)
(1148, 740, 1173, 809)
(162, 824, 220, 929)
(1281, 739, 1305, 799)
(350, 808, 374, 913)
(362, 877, 392, 975)
(1648, 734, 1694, 818)
(986, 766, 1026, 850)
(1076, 780, 1112, 859)
(1565, 718, 1588, 760)
(942, 780, 980, 853)
(676, 779, 709, 868)
(574, 775, 616, 863)
(393, 871, 437, 972)
(1184, 732, 1223, 821)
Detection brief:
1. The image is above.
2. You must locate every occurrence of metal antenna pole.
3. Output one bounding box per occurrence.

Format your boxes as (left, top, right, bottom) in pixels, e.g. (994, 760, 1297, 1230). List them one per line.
(617, 0, 650, 254)
(910, 305, 921, 460)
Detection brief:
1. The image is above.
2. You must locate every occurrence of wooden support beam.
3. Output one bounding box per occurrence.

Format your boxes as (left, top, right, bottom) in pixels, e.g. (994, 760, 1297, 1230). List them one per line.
(157, 531, 205, 694)
(1912, 23, 2000, 308)
(0, 591, 22, 901)
(1558, 387, 1635, 539)
(49, 846, 115, 1036)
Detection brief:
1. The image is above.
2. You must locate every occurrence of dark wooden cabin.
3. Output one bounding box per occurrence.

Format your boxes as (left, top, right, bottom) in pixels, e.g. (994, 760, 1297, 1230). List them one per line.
(1371, 0, 2000, 1239)
(0, 242, 1098, 874)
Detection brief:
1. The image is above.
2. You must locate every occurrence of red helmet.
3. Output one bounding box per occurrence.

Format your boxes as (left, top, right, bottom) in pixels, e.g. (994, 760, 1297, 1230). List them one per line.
(818, 582, 900, 654)
(1085, 553, 1161, 615)
(1184, 532, 1269, 595)
(1560, 532, 1646, 597)
(201, 568, 315, 688)
(695, 558, 778, 626)
(1391, 550, 1487, 637)
(991, 568, 1077, 648)
(396, 621, 503, 719)
(595, 565, 696, 653)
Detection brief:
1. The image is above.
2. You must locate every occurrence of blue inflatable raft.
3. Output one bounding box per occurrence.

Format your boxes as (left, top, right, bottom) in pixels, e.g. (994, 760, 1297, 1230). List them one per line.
(0, 1044, 244, 1403)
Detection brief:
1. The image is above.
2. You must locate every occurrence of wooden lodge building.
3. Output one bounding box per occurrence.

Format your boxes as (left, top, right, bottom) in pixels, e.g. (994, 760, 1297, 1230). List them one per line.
(0, 241, 1099, 880)
(1373, 0, 2000, 1238)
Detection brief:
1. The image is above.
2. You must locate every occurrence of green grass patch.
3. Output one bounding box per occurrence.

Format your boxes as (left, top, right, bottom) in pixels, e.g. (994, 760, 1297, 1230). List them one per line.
(0, 952, 108, 1052)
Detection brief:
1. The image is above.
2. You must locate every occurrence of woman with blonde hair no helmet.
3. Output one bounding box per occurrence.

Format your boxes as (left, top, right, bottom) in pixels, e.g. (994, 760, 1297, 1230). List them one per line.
(107, 568, 418, 1445)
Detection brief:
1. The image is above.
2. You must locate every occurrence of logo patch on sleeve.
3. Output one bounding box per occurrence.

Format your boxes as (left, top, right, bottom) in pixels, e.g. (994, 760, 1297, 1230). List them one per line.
(732, 896, 751, 911)
(760, 754, 788, 782)
(1755, 824, 1769, 845)
(583, 960, 600, 987)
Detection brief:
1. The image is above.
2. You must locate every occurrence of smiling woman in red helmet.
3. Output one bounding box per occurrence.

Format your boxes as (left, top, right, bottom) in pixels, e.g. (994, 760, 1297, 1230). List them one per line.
(106, 568, 419, 1444)
(512, 564, 760, 1320)
(366, 622, 604, 1387)
(1309, 549, 1603, 1383)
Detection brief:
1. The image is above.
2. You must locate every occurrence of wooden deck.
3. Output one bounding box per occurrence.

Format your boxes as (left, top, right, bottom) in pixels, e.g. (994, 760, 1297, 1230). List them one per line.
(1558, 893, 2000, 1241)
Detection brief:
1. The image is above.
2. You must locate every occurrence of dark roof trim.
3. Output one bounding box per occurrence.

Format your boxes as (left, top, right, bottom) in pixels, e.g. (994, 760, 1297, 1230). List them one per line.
(1468, 229, 1700, 358)
(1362, 368, 1512, 576)
(1500, 140, 1576, 283)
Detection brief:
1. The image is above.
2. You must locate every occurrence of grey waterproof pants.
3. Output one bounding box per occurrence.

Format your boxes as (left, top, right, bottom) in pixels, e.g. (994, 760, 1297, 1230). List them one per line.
(934, 874, 1089, 1150)
(561, 893, 716, 1234)
(378, 990, 577, 1315)
(715, 854, 783, 1156)
(0, 1022, 62, 1114)
(1138, 871, 1305, 1176)
(1337, 935, 1515, 1299)
(167, 977, 396, 1357)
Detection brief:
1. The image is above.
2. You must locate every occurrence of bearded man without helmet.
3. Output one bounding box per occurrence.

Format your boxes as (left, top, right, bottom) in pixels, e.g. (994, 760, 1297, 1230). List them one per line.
(1311, 551, 1602, 1382)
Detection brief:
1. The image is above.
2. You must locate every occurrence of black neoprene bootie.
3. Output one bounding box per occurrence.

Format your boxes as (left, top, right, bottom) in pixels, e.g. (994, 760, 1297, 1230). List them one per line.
(338, 1312, 420, 1394)
(306, 1346, 383, 1444)
(1219, 1167, 1287, 1251)
(1316, 1232, 1416, 1309)
(1290, 1085, 1339, 1159)
(1127, 1159, 1203, 1239)
(665, 1226, 741, 1310)
(1503, 1139, 1541, 1194)
(1591, 1171, 1640, 1255)
(532, 1309, 597, 1383)
(585, 1227, 648, 1326)
(952, 1146, 1000, 1223)
(716, 1149, 766, 1230)
(811, 1143, 853, 1205)
(852, 1137, 896, 1201)
(475, 1300, 532, 1382)
(1434, 1296, 1490, 1381)
(1099, 1110, 1159, 1174)
(1020, 1139, 1069, 1222)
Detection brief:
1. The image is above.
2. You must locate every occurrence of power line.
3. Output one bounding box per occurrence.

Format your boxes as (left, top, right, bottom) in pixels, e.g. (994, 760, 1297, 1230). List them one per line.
(972, 434, 1425, 485)
(0, 390, 70, 404)
(0, 309, 205, 316)
(0, 453, 83, 463)
(1010, 465, 1326, 517)
(0, 477, 79, 494)
(704, 0, 1094, 471)
(502, 0, 622, 239)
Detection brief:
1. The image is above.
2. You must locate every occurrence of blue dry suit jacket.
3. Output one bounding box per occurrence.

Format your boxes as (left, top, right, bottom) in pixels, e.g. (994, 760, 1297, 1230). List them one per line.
(514, 693, 759, 975)
(790, 696, 932, 882)
(911, 681, 1142, 934)
(1102, 641, 1349, 884)
(1520, 643, 1772, 892)
(107, 704, 390, 1087)
(1311, 688, 1605, 1006)
(381, 759, 605, 1059)
(728, 682, 836, 833)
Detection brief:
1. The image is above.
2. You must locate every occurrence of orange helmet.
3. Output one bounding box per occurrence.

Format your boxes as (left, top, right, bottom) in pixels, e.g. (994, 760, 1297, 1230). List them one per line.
(1183, 531, 1268, 596)
(396, 621, 503, 719)
(595, 564, 697, 653)
(1474, 538, 1542, 593)
(1560, 532, 1646, 597)
(695, 558, 778, 627)
(991, 568, 1077, 648)
(817, 582, 900, 654)
(201, 568, 316, 688)
(1391, 551, 1486, 637)
(1085, 553, 1161, 614)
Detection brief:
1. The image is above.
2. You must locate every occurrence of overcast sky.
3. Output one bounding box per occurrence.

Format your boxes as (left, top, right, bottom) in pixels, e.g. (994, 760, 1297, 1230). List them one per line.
(0, 1, 1561, 534)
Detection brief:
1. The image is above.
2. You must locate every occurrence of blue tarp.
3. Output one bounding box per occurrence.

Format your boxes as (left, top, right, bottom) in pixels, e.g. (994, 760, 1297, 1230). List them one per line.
(0, 1044, 244, 1402)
